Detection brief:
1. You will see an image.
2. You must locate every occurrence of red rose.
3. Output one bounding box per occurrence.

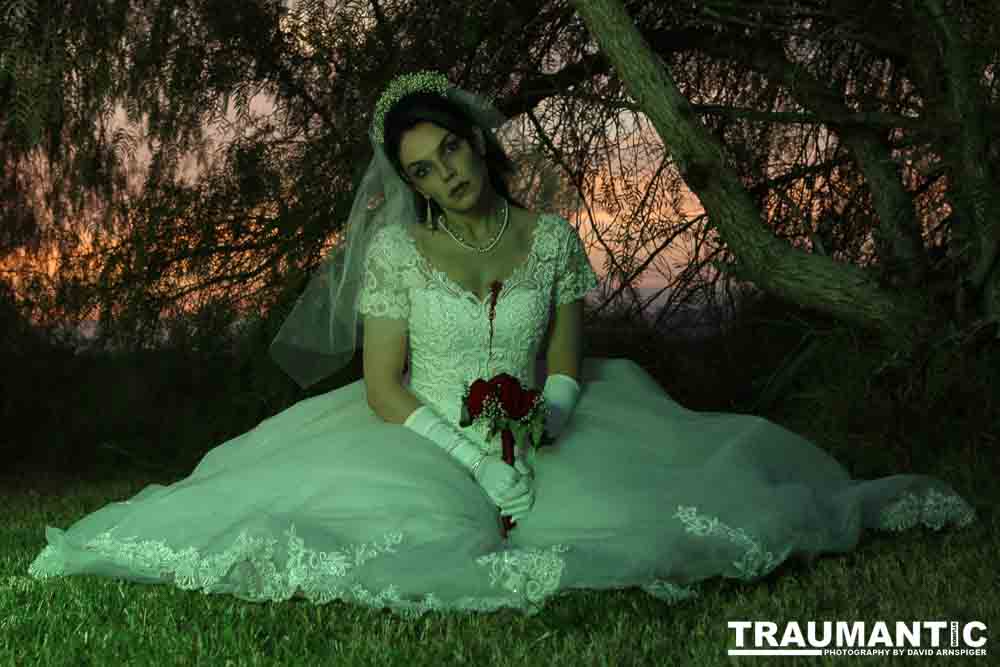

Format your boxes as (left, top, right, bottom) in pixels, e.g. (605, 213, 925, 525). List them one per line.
(488, 374, 518, 411)
(488, 373, 518, 391)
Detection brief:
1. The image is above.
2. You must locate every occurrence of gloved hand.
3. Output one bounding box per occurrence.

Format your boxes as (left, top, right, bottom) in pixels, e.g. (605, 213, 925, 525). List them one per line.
(475, 455, 535, 522)
(402, 405, 538, 522)
(543, 373, 581, 440)
(505, 457, 536, 522)
(513, 456, 534, 481)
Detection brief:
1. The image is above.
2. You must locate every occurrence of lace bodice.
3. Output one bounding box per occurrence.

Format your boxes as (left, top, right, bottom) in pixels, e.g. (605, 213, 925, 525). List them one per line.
(358, 213, 599, 454)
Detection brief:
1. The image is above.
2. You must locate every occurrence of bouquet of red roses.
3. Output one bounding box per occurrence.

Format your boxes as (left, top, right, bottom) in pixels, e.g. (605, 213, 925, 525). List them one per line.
(459, 372, 553, 536)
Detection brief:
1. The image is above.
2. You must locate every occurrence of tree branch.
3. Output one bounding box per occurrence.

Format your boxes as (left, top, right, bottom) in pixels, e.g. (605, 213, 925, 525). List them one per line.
(569, 0, 933, 352)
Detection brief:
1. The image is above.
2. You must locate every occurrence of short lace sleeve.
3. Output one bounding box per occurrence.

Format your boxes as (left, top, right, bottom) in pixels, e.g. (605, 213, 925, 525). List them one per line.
(358, 225, 410, 320)
(554, 220, 599, 306)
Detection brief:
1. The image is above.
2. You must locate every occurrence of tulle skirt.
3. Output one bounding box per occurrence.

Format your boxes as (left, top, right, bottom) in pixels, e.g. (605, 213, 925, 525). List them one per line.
(28, 358, 976, 618)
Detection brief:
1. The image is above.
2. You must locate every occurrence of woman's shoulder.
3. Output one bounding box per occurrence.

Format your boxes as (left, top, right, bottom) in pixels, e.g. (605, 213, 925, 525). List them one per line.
(531, 209, 577, 247)
(372, 219, 413, 246)
(364, 221, 417, 266)
(522, 207, 571, 233)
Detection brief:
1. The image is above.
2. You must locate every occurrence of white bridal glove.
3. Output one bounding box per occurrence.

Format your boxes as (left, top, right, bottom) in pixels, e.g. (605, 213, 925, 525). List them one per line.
(543, 373, 581, 440)
(404, 405, 534, 515)
(477, 456, 535, 522)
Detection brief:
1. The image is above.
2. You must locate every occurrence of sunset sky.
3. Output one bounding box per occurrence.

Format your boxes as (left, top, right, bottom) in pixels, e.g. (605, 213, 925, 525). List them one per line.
(5, 3, 727, 337)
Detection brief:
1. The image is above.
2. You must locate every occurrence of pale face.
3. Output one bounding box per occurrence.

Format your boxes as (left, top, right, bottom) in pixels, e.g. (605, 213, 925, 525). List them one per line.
(398, 121, 491, 218)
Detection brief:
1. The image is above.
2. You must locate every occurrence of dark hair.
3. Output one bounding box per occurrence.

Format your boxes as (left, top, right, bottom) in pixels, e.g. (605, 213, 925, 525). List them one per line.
(383, 91, 525, 231)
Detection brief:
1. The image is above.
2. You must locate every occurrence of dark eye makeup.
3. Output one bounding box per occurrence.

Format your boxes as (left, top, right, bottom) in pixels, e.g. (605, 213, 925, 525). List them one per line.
(412, 137, 460, 178)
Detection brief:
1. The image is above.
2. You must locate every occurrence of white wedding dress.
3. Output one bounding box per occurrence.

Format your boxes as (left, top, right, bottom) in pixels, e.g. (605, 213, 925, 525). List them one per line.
(28, 213, 977, 618)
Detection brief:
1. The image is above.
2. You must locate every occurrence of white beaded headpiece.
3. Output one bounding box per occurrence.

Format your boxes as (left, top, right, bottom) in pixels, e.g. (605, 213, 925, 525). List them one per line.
(371, 70, 452, 146)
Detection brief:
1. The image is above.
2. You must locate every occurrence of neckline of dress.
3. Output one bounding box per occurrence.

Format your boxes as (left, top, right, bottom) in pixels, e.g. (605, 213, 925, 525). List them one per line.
(404, 212, 547, 306)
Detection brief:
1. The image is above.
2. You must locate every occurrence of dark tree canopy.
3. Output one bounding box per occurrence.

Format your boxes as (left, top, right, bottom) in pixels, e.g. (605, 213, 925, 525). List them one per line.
(1, 0, 996, 358)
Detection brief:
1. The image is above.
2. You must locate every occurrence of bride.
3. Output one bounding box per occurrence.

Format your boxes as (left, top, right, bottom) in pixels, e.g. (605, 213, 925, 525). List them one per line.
(27, 71, 976, 619)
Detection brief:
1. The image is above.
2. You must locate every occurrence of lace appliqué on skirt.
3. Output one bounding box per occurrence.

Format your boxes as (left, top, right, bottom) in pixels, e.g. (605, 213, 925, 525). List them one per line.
(27, 524, 574, 619)
(876, 488, 977, 532)
(674, 505, 786, 581)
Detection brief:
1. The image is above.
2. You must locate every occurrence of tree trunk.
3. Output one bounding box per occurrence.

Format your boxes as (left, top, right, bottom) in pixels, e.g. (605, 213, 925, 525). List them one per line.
(569, 0, 935, 352)
(919, 0, 1000, 327)
(699, 35, 931, 291)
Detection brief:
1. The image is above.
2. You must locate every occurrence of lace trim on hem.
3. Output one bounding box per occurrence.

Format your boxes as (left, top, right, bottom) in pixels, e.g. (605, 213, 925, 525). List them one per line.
(875, 488, 977, 532)
(673, 505, 783, 581)
(27, 524, 575, 619)
(25, 488, 977, 616)
(640, 579, 700, 604)
(671, 488, 977, 584)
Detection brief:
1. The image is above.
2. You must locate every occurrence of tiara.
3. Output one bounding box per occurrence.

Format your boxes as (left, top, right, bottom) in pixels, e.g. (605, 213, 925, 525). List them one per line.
(371, 70, 451, 146)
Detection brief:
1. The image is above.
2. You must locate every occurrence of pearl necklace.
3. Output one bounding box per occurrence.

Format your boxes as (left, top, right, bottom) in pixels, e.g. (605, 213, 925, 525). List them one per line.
(437, 198, 509, 253)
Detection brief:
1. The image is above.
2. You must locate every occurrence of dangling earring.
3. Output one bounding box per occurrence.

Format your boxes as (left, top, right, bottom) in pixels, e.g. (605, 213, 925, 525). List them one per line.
(425, 196, 434, 230)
